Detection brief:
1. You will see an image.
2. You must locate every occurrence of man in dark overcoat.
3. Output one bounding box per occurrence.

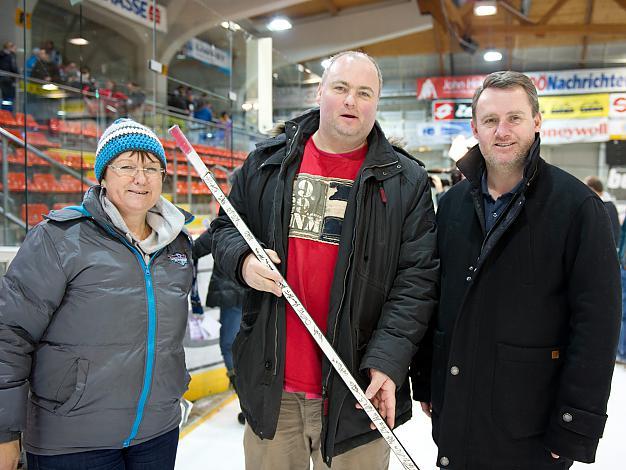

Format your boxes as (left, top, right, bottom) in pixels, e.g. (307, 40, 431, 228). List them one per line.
(412, 70, 621, 470)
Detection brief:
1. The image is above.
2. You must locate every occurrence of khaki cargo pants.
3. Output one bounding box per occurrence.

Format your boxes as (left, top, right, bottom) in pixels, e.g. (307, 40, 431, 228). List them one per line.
(244, 391, 390, 470)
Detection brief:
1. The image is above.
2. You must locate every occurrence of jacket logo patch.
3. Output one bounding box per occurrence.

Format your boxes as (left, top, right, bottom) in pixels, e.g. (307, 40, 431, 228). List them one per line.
(168, 253, 189, 266)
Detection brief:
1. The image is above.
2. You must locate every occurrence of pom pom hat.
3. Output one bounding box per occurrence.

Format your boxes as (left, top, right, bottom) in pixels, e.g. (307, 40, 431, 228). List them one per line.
(94, 118, 166, 181)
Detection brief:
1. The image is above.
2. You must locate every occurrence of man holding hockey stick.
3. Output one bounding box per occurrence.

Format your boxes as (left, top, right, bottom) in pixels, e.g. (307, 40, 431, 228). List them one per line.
(210, 51, 439, 469)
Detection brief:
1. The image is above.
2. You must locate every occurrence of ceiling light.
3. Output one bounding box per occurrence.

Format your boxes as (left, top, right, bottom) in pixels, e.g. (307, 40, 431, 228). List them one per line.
(321, 58, 331, 69)
(483, 50, 502, 62)
(474, 1, 497, 16)
(57, 110, 66, 116)
(1, 100, 12, 106)
(267, 17, 292, 32)
(297, 64, 305, 72)
(69, 37, 89, 46)
(42, 83, 58, 91)
(221, 21, 241, 31)
(305, 68, 311, 74)
(241, 102, 253, 111)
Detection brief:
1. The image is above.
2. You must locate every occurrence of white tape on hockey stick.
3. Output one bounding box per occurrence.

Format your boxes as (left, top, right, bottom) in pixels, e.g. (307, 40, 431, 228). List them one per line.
(168, 125, 420, 470)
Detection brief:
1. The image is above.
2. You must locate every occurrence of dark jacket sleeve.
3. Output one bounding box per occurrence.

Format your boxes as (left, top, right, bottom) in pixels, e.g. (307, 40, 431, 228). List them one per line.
(192, 227, 212, 261)
(210, 154, 255, 286)
(0, 225, 67, 442)
(542, 196, 621, 463)
(603, 201, 620, 248)
(359, 167, 440, 388)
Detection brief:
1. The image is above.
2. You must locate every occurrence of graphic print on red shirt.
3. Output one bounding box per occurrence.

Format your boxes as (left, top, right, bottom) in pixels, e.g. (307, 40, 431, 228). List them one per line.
(284, 136, 367, 396)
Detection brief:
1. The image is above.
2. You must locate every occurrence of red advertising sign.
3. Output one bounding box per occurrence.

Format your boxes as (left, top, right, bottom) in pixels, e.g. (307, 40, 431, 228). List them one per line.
(432, 100, 473, 120)
(418, 68, 626, 100)
(610, 93, 626, 117)
(417, 75, 485, 100)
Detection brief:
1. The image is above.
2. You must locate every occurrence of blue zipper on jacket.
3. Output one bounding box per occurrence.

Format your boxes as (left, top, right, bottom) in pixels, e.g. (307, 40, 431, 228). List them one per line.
(99, 224, 162, 448)
(123, 249, 159, 447)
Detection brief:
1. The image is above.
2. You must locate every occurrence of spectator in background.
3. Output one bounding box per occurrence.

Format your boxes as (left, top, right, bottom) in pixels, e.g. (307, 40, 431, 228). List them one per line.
(168, 85, 189, 114)
(192, 219, 246, 425)
(218, 111, 232, 148)
(43, 40, 62, 67)
(25, 47, 40, 77)
(194, 96, 213, 122)
(193, 97, 213, 143)
(62, 62, 81, 87)
(585, 175, 620, 247)
(30, 49, 59, 83)
(185, 87, 195, 115)
(0, 41, 18, 111)
(79, 66, 96, 93)
(125, 81, 146, 122)
(99, 79, 128, 123)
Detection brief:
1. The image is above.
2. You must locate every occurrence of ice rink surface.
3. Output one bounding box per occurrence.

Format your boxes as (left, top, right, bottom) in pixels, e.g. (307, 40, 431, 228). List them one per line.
(176, 364, 626, 469)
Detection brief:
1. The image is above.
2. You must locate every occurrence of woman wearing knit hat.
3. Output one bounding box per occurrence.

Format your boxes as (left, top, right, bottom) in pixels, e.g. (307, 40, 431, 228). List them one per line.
(0, 118, 193, 470)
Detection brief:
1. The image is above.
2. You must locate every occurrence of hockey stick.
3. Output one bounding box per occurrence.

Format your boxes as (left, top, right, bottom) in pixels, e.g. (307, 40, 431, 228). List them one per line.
(168, 125, 420, 470)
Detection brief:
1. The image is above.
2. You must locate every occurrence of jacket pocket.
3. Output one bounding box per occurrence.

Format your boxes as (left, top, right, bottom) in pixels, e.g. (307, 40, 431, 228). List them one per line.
(30, 345, 90, 415)
(430, 330, 447, 415)
(149, 345, 189, 405)
(492, 343, 562, 439)
(55, 359, 89, 415)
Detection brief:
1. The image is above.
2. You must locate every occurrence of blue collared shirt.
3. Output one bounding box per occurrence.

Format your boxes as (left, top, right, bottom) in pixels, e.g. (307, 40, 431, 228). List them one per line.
(481, 172, 523, 232)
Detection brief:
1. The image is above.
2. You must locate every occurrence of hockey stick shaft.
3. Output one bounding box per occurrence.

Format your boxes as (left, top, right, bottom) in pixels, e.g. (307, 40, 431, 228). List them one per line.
(168, 125, 419, 470)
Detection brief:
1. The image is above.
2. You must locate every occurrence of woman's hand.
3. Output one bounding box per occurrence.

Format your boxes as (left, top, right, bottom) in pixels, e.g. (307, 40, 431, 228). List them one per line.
(0, 440, 20, 470)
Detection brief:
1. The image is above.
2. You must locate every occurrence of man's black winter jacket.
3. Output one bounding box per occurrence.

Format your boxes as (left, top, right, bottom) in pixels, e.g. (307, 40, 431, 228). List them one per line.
(211, 109, 439, 463)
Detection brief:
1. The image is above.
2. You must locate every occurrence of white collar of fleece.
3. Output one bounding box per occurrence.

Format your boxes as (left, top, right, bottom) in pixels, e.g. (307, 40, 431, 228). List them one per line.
(100, 190, 185, 255)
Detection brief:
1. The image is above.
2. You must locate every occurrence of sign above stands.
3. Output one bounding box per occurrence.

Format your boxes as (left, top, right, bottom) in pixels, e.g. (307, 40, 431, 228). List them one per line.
(88, 0, 168, 33)
(417, 67, 626, 100)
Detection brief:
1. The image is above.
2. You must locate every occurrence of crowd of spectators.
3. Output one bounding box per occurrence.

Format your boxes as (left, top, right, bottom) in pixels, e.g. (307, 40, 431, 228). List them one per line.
(3, 38, 231, 143)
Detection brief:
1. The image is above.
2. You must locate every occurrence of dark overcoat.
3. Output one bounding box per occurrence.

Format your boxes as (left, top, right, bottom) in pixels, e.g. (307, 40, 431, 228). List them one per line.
(412, 136, 621, 470)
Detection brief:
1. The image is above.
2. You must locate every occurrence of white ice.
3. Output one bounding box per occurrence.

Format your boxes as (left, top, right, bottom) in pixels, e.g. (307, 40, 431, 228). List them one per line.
(176, 364, 626, 469)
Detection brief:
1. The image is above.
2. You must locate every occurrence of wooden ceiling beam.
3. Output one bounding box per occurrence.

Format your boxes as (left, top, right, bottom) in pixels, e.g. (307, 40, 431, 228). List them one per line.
(537, 0, 571, 25)
(417, 0, 447, 28)
(498, 0, 536, 25)
(443, 0, 465, 31)
(476, 22, 624, 35)
(580, 0, 595, 66)
(321, 0, 339, 15)
(613, 0, 626, 11)
(433, 20, 446, 75)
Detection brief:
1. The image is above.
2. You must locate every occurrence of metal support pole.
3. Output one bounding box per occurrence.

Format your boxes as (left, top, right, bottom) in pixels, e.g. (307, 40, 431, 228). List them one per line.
(2, 136, 9, 242)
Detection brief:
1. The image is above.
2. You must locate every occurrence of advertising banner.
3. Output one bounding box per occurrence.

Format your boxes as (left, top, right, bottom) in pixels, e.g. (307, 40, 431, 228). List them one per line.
(432, 100, 472, 121)
(88, 0, 167, 33)
(610, 93, 626, 118)
(540, 118, 609, 144)
(417, 67, 626, 99)
(415, 120, 472, 145)
(539, 94, 609, 120)
(609, 119, 626, 140)
(185, 38, 231, 74)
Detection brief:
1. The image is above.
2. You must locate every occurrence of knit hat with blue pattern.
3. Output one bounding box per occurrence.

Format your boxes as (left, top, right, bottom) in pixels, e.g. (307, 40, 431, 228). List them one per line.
(95, 118, 166, 181)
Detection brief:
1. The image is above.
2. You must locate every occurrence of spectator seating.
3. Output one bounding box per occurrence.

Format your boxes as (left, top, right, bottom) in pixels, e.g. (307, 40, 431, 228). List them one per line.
(20, 203, 49, 226)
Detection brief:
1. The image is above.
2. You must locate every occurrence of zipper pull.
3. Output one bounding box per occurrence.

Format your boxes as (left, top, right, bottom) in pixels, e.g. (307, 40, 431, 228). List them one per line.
(322, 386, 329, 416)
(378, 183, 387, 205)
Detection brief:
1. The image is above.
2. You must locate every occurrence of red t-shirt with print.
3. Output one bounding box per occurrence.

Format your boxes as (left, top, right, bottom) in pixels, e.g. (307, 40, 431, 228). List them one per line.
(283, 136, 367, 396)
